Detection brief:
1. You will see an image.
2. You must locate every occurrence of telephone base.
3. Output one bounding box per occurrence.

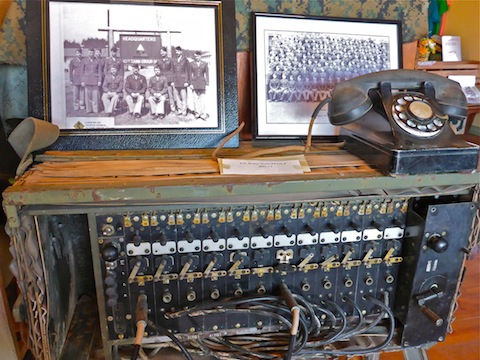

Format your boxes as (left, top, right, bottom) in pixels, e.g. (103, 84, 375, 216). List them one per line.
(341, 128, 479, 175)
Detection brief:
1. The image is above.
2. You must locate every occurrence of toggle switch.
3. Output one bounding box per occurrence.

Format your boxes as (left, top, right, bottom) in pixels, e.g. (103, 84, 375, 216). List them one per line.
(184, 231, 194, 242)
(282, 225, 292, 237)
(304, 224, 316, 235)
(349, 221, 362, 232)
(327, 223, 339, 233)
(258, 227, 268, 239)
(371, 220, 385, 231)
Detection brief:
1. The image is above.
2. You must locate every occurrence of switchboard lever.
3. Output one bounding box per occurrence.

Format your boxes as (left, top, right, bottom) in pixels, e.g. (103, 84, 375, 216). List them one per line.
(282, 226, 292, 237)
(233, 228, 243, 239)
(228, 258, 244, 275)
(203, 257, 218, 278)
(133, 294, 148, 358)
(158, 232, 167, 245)
(416, 286, 444, 306)
(327, 223, 339, 233)
(427, 235, 449, 253)
(179, 259, 194, 279)
(383, 247, 396, 262)
(304, 224, 316, 235)
(419, 305, 444, 327)
(258, 227, 268, 238)
(362, 247, 375, 263)
(349, 221, 362, 232)
(132, 233, 142, 246)
(297, 252, 315, 270)
(153, 259, 167, 282)
(320, 255, 337, 269)
(341, 248, 354, 264)
(209, 230, 219, 241)
(371, 220, 385, 231)
(184, 231, 194, 242)
(128, 260, 142, 283)
(391, 218, 403, 227)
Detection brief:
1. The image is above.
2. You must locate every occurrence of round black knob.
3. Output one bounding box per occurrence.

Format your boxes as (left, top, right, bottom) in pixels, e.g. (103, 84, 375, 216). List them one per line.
(101, 243, 119, 262)
(428, 235, 449, 253)
(105, 287, 117, 296)
(106, 294, 118, 307)
(104, 276, 117, 287)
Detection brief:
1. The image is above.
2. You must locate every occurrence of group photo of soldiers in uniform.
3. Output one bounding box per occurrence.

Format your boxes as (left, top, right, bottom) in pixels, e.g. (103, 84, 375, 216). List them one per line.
(66, 44, 210, 125)
(265, 31, 391, 103)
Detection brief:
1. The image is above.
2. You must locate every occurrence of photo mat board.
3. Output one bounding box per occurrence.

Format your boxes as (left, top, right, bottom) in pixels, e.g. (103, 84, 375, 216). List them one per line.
(253, 13, 402, 140)
(27, 0, 238, 150)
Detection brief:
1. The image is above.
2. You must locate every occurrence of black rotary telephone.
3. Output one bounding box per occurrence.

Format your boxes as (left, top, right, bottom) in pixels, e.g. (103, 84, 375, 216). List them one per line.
(327, 69, 479, 175)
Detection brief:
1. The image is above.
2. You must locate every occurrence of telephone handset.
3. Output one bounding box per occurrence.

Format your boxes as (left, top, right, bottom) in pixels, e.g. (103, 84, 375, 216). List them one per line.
(327, 69, 478, 175)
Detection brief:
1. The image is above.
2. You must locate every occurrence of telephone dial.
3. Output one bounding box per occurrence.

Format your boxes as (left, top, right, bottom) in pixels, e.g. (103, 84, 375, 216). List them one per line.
(327, 69, 479, 175)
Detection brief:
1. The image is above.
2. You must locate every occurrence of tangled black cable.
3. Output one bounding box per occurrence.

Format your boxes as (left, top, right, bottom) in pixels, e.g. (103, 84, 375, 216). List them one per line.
(151, 288, 396, 360)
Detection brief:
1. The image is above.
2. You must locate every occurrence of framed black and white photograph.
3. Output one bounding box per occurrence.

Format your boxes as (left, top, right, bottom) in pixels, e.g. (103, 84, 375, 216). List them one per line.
(27, 0, 238, 150)
(252, 13, 402, 140)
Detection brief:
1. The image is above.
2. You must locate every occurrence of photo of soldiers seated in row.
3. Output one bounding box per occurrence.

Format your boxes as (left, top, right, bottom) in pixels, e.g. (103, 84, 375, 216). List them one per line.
(265, 32, 391, 103)
(67, 45, 210, 125)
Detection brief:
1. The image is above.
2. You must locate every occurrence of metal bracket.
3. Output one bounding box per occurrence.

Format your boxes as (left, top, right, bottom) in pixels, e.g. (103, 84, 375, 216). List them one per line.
(403, 348, 428, 360)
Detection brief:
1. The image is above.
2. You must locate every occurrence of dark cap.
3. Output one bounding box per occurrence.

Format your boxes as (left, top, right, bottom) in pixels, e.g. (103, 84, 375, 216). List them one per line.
(161, 46, 167, 52)
(175, 46, 182, 51)
(111, 46, 118, 52)
(194, 50, 201, 55)
(131, 64, 139, 69)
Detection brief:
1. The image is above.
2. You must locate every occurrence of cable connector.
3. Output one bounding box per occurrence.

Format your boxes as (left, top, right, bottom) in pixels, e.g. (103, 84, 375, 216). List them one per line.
(136, 293, 148, 327)
(279, 283, 300, 336)
(132, 293, 148, 360)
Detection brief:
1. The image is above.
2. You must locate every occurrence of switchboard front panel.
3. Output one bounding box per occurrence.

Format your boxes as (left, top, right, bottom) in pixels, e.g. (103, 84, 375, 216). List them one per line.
(88, 196, 475, 359)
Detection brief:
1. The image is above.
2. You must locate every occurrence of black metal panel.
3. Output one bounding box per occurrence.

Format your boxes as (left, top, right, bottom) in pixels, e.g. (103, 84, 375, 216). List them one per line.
(394, 202, 476, 347)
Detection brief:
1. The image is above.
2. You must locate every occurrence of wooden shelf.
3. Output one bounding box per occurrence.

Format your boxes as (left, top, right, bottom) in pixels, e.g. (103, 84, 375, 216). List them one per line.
(416, 60, 480, 84)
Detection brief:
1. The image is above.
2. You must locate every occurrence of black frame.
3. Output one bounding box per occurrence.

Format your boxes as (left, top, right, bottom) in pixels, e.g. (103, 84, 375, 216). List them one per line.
(27, 0, 238, 150)
(252, 13, 402, 140)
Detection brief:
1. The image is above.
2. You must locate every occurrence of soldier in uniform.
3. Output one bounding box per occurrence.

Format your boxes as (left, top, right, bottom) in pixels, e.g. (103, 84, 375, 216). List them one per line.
(124, 64, 147, 118)
(101, 65, 123, 116)
(171, 46, 190, 116)
(104, 46, 123, 76)
(189, 50, 209, 119)
(69, 48, 84, 110)
(94, 48, 105, 111)
(81, 48, 102, 113)
(155, 47, 175, 113)
(147, 65, 168, 119)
